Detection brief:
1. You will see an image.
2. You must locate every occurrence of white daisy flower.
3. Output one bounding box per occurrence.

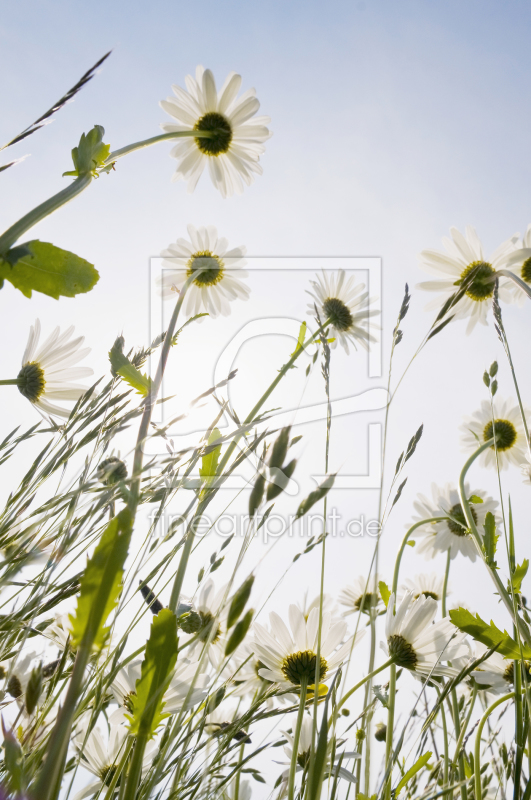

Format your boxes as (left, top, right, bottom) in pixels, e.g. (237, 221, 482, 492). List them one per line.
(230, 641, 271, 700)
(297, 592, 337, 620)
(73, 723, 156, 800)
(306, 271, 378, 354)
(253, 604, 364, 689)
(468, 642, 530, 695)
(110, 656, 208, 722)
(410, 483, 498, 561)
(158, 225, 250, 318)
(229, 641, 295, 707)
(281, 714, 314, 775)
(181, 579, 236, 666)
(44, 612, 73, 651)
(503, 223, 531, 306)
(400, 573, 448, 603)
(17, 319, 92, 419)
(280, 714, 359, 783)
(220, 778, 252, 800)
(204, 701, 251, 743)
(521, 452, 531, 485)
(2, 651, 38, 705)
(417, 226, 517, 333)
(160, 65, 271, 198)
(382, 592, 469, 679)
(460, 398, 530, 470)
(338, 575, 382, 616)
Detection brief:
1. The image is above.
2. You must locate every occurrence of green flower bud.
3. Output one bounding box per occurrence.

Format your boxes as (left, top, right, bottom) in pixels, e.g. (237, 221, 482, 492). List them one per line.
(179, 611, 202, 634)
(375, 723, 387, 742)
(97, 456, 128, 486)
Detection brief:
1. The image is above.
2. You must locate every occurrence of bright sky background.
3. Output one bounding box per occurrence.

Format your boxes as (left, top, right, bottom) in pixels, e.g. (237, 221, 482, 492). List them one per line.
(1, 0, 531, 790)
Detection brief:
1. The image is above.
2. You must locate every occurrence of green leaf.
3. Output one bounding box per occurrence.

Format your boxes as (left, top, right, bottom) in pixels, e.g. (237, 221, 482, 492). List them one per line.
(199, 428, 222, 488)
(449, 607, 531, 660)
(171, 313, 209, 345)
(268, 427, 291, 470)
(483, 512, 499, 569)
(290, 321, 307, 357)
(206, 685, 226, 714)
(227, 575, 254, 629)
(109, 338, 152, 397)
(395, 752, 432, 795)
(116, 363, 152, 397)
(128, 608, 178, 738)
(63, 125, 111, 177)
(224, 609, 253, 657)
(379, 581, 391, 608)
(0, 240, 99, 299)
(295, 474, 336, 519)
(69, 508, 133, 650)
(511, 560, 529, 594)
(2, 724, 25, 795)
(469, 494, 484, 504)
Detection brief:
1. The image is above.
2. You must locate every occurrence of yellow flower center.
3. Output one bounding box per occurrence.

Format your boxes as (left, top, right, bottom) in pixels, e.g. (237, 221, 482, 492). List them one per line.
(456, 261, 496, 301)
(483, 419, 517, 451)
(187, 251, 224, 287)
(281, 650, 328, 685)
(17, 362, 46, 402)
(194, 112, 232, 156)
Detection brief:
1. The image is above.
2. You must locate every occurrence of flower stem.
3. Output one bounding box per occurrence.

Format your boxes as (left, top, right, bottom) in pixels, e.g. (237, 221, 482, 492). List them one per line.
(336, 657, 394, 712)
(451, 686, 477, 773)
(129, 273, 196, 513)
(458, 439, 531, 645)
(474, 692, 515, 800)
(288, 677, 308, 800)
(0, 174, 93, 255)
(0, 379, 19, 385)
(102, 736, 135, 800)
(104, 130, 217, 164)
(391, 517, 448, 603)
(30, 641, 91, 800)
(442, 549, 451, 618)
(122, 730, 149, 800)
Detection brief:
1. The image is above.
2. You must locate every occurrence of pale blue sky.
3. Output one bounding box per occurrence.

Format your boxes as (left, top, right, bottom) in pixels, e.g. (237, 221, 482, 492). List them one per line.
(1, 0, 530, 641)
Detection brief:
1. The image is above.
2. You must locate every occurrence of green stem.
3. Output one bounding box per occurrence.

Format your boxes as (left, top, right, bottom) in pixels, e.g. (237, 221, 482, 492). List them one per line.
(30, 642, 91, 799)
(391, 517, 448, 603)
(458, 440, 531, 645)
(514, 659, 524, 800)
(337, 658, 394, 712)
(105, 130, 216, 164)
(451, 687, 477, 773)
(362, 607, 377, 795)
(103, 736, 134, 800)
(440, 694, 449, 795)
(0, 379, 18, 385)
(168, 503, 206, 612)
(474, 692, 514, 800)
(129, 273, 196, 512)
(0, 174, 92, 255)
(442, 549, 451, 618)
(288, 678, 308, 800)
(122, 732, 147, 800)
(312, 340, 332, 755)
(450, 689, 467, 800)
